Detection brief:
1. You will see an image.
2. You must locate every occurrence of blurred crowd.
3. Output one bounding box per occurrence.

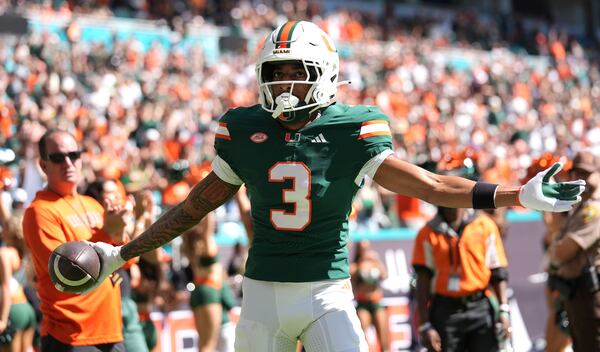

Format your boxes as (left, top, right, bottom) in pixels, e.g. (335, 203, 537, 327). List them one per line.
(0, 0, 598, 343)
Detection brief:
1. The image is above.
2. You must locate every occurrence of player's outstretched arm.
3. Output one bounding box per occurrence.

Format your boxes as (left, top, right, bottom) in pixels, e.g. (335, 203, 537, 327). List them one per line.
(374, 156, 585, 212)
(85, 172, 240, 294)
(121, 172, 238, 260)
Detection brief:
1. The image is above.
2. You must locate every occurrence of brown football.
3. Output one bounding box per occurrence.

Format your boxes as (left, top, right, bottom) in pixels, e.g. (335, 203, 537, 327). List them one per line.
(48, 241, 101, 293)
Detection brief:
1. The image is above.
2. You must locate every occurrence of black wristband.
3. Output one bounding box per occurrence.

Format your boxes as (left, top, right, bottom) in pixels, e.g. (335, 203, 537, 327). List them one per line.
(472, 182, 499, 209)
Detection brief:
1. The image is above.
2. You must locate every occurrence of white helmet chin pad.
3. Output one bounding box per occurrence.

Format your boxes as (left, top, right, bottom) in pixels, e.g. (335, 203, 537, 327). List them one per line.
(275, 93, 300, 110)
(272, 92, 301, 118)
(256, 21, 339, 118)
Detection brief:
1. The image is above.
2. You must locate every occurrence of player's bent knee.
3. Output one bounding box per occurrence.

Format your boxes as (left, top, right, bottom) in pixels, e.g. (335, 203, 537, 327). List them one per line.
(301, 310, 368, 352)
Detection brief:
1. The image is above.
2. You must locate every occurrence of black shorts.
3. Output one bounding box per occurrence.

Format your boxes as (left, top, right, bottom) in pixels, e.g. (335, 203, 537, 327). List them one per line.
(430, 293, 499, 352)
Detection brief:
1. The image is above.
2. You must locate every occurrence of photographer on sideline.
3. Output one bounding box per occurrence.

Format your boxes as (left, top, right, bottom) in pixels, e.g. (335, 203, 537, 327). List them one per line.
(548, 151, 600, 351)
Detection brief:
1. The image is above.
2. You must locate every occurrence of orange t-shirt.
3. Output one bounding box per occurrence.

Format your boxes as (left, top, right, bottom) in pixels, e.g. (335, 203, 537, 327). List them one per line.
(395, 194, 422, 220)
(23, 190, 123, 345)
(411, 213, 508, 297)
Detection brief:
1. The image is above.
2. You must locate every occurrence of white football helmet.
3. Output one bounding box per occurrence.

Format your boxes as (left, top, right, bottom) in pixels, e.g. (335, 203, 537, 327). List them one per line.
(256, 21, 340, 120)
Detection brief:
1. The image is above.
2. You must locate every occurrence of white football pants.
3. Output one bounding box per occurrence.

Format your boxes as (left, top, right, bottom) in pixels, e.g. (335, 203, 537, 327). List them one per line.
(234, 277, 368, 352)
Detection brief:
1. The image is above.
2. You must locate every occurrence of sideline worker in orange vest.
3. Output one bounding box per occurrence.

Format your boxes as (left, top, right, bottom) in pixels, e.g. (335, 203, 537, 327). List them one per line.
(412, 161, 510, 352)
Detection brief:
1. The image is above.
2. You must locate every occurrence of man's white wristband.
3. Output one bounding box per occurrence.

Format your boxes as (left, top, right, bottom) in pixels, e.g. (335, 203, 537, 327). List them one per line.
(499, 303, 510, 314)
(418, 321, 433, 333)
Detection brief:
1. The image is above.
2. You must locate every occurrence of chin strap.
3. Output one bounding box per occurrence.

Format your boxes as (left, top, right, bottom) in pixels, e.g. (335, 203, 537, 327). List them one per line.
(272, 103, 285, 118)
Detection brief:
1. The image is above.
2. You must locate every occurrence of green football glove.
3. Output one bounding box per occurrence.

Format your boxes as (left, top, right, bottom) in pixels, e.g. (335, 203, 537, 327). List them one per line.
(519, 162, 586, 212)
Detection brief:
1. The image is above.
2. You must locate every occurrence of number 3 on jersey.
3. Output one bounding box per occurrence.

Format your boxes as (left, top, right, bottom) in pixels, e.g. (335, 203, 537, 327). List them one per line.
(268, 162, 312, 231)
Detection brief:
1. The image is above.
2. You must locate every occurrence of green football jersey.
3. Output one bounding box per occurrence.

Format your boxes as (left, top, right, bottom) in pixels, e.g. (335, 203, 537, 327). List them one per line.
(214, 103, 393, 282)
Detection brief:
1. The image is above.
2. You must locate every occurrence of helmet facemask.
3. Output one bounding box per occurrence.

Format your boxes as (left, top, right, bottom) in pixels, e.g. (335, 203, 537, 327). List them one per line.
(258, 60, 328, 123)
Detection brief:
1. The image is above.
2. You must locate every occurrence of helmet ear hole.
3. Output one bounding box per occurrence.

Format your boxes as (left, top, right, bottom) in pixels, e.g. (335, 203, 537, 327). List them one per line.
(315, 90, 324, 100)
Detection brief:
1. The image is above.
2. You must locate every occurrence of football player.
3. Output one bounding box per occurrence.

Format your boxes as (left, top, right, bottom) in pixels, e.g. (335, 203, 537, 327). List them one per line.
(83, 21, 585, 351)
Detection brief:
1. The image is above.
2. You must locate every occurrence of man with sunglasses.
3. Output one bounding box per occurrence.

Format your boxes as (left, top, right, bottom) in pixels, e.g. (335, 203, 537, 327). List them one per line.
(548, 150, 600, 351)
(22, 130, 130, 352)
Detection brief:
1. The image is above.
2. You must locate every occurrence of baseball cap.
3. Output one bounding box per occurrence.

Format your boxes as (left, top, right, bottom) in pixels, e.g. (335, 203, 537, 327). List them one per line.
(572, 151, 600, 173)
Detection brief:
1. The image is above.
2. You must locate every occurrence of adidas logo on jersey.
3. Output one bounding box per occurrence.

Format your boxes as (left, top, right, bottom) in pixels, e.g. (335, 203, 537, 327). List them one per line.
(310, 133, 328, 143)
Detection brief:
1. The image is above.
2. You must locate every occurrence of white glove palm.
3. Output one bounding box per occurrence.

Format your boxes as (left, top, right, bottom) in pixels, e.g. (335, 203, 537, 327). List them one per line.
(80, 241, 125, 295)
(519, 162, 586, 212)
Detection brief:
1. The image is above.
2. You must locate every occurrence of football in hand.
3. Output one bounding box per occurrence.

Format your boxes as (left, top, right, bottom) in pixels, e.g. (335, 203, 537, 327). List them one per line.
(48, 241, 101, 293)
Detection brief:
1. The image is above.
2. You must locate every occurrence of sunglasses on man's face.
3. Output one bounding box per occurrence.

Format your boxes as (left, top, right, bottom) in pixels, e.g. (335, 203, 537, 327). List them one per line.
(45, 151, 83, 164)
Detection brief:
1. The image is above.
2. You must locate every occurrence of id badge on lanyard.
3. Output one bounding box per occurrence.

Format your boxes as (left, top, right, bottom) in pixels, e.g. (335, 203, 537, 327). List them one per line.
(447, 237, 461, 292)
(448, 274, 460, 292)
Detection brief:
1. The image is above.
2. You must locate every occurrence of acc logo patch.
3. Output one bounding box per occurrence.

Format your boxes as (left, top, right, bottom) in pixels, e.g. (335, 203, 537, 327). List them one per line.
(583, 205, 599, 224)
(250, 132, 268, 143)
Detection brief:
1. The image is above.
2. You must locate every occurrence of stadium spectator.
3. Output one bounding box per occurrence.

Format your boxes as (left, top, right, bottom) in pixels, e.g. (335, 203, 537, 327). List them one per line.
(9, 189, 27, 218)
(22, 130, 128, 352)
(4, 5, 598, 236)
